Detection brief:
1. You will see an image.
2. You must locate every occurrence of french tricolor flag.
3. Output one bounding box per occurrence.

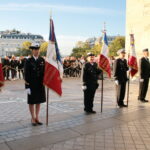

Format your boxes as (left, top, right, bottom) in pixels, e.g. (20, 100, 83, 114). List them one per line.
(128, 34, 138, 77)
(43, 18, 63, 96)
(98, 32, 111, 78)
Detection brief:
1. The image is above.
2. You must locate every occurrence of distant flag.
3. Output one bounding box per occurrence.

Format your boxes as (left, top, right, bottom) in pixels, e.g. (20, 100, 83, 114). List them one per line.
(98, 31, 111, 78)
(128, 34, 138, 77)
(0, 58, 4, 88)
(43, 18, 63, 96)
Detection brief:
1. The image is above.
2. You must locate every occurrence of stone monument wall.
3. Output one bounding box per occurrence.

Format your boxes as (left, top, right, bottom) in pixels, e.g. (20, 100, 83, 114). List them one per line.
(126, 0, 150, 57)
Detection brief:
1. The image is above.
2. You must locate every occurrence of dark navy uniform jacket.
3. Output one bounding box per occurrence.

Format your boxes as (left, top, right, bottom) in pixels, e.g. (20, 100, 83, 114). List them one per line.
(24, 56, 46, 104)
(113, 58, 129, 83)
(83, 62, 102, 88)
(139, 57, 150, 79)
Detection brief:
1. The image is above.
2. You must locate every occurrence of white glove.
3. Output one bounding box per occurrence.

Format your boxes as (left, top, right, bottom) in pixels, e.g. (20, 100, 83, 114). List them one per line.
(115, 80, 119, 85)
(129, 67, 132, 71)
(26, 88, 31, 95)
(140, 79, 144, 82)
(82, 86, 87, 90)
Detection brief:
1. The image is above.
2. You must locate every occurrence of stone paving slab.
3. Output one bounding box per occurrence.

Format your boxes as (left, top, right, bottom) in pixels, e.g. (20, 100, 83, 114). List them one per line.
(0, 78, 150, 150)
(71, 118, 124, 135)
(0, 103, 150, 144)
(0, 143, 10, 150)
(114, 108, 150, 122)
(34, 115, 150, 150)
(1, 108, 150, 150)
(6, 129, 80, 150)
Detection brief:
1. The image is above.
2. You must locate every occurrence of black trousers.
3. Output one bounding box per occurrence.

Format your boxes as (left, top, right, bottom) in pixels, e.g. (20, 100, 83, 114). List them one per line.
(116, 82, 126, 105)
(18, 70, 24, 79)
(138, 79, 149, 100)
(84, 85, 97, 111)
(3, 68, 9, 79)
(11, 69, 15, 79)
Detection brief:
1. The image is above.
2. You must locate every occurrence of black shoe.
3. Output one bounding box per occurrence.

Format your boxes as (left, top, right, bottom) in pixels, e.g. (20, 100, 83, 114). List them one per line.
(84, 110, 96, 114)
(31, 119, 37, 126)
(35, 120, 43, 125)
(118, 104, 127, 108)
(89, 110, 96, 114)
(142, 99, 149, 102)
(122, 104, 127, 107)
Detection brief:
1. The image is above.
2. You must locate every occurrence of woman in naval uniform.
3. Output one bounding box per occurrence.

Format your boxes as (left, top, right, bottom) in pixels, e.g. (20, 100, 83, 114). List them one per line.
(24, 43, 46, 126)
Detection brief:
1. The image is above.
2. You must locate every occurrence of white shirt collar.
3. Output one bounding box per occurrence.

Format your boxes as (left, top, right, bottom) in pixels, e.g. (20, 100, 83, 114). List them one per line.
(120, 58, 125, 61)
(33, 55, 38, 60)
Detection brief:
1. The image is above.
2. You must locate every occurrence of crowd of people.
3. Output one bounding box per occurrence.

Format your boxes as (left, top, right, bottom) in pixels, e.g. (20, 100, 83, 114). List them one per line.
(63, 56, 85, 78)
(2, 55, 26, 80)
(1, 55, 88, 80)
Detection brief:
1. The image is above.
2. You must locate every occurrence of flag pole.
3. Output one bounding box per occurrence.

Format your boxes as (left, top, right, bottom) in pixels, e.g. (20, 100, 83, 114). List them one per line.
(46, 87, 49, 126)
(100, 22, 106, 113)
(126, 54, 130, 107)
(101, 72, 104, 113)
(46, 10, 52, 126)
(127, 72, 130, 107)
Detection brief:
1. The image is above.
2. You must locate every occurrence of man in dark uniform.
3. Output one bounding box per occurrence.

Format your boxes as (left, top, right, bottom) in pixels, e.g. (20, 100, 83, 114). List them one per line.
(113, 49, 129, 107)
(138, 48, 150, 102)
(82, 53, 102, 114)
(24, 43, 46, 126)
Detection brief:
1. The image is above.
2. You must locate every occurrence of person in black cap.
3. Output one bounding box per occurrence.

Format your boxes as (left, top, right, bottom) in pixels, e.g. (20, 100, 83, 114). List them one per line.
(82, 53, 102, 114)
(113, 49, 129, 107)
(24, 43, 46, 126)
(138, 48, 150, 102)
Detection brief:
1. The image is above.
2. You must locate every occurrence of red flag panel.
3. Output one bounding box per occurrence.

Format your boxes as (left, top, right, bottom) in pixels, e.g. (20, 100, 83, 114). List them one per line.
(43, 62, 62, 96)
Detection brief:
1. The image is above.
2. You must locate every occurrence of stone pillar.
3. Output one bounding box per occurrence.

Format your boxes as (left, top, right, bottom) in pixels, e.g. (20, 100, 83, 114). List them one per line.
(126, 0, 150, 58)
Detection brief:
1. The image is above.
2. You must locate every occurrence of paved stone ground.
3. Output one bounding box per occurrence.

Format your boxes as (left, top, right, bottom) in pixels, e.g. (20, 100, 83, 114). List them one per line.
(0, 78, 150, 150)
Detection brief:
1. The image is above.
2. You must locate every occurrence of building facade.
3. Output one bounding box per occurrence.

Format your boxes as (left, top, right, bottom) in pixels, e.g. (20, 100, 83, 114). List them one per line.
(76, 36, 117, 48)
(0, 30, 44, 56)
(126, 0, 150, 57)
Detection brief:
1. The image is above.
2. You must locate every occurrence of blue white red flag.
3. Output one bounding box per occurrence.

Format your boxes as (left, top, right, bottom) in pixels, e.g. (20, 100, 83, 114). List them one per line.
(98, 32, 111, 78)
(43, 18, 63, 96)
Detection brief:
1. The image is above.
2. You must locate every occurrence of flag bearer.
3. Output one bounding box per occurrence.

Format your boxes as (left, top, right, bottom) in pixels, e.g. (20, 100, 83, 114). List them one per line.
(24, 43, 46, 126)
(113, 49, 129, 107)
(82, 53, 102, 114)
